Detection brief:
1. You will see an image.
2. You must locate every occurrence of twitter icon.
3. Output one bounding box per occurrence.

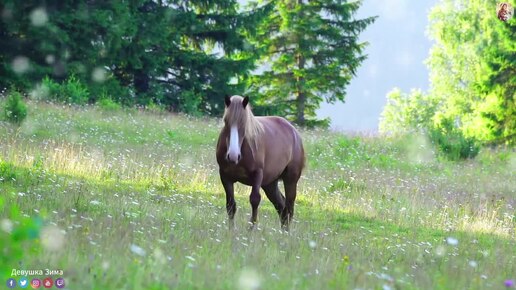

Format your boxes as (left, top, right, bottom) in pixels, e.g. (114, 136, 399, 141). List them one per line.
(19, 277, 29, 288)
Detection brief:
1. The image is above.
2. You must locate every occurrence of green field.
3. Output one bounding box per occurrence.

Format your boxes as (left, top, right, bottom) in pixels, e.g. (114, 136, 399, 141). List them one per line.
(1, 101, 515, 289)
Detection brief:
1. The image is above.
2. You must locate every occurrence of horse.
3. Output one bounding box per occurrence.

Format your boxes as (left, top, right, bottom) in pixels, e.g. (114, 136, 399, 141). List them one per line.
(216, 95, 305, 230)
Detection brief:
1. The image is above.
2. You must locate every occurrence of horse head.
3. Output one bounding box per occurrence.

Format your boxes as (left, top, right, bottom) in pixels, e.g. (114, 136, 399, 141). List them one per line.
(223, 95, 250, 164)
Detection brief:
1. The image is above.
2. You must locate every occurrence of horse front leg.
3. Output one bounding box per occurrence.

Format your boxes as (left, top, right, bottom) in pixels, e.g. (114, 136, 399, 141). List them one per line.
(220, 172, 236, 229)
(249, 169, 263, 229)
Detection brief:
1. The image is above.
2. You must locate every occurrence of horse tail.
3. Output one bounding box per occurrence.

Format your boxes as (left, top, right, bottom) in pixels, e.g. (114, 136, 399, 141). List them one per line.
(293, 127, 306, 170)
(300, 138, 306, 170)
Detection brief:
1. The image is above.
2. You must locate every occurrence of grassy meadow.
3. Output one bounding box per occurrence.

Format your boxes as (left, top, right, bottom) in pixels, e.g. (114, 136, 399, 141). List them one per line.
(1, 100, 515, 289)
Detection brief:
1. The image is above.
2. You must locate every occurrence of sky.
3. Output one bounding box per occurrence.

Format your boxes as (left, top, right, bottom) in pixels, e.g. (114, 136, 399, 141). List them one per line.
(237, 0, 440, 132)
(316, 0, 439, 133)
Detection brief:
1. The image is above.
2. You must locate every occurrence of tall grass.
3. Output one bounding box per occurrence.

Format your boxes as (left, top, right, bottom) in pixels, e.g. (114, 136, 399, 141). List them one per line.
(0, 101, 514, 289)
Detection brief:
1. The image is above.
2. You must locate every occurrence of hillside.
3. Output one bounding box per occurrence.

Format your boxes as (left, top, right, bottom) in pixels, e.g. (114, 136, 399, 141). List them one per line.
(1, 101, 515, 289)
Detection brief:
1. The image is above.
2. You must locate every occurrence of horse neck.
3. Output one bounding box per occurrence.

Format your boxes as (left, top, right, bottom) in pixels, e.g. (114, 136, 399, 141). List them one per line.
(245, 112, 263, 140)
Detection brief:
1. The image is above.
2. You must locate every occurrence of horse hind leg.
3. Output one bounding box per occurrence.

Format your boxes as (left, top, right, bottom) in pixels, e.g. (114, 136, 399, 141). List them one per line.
(281, 180, 297, 230)
(281, 163, 302, 230)
(261, 179, 286, 222)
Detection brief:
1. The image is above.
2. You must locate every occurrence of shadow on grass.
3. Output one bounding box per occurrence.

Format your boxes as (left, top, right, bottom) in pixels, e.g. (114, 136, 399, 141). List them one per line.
(1, 161, 514, 251)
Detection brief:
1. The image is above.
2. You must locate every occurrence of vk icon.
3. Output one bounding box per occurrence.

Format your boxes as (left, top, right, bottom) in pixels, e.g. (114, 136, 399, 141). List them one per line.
(6, 278, 16, 288)
(19, 277, 29, 288)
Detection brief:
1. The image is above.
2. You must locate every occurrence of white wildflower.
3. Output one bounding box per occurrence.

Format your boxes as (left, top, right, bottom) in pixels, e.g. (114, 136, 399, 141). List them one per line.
(130, 244, 146, 257)
(238, 268, 261, 290)
(41, 225, 65, 252)
(1, 219, 13, 233)
(446, 237, 458, 246)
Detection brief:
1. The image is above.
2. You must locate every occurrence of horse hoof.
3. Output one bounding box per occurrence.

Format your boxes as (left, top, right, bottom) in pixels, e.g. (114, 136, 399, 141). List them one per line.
(247, 222, 256, 231)
(281, 222, 291, 232)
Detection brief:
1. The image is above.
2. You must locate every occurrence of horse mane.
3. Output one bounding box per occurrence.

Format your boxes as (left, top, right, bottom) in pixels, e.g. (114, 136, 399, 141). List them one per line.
(223, 96, 264, 150)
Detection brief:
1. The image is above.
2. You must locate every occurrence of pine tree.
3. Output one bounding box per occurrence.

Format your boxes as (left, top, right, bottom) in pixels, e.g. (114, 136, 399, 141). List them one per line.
(249, 0, 376, 126)
(0, 0, 262, 115)
(156, 0, 264, 115)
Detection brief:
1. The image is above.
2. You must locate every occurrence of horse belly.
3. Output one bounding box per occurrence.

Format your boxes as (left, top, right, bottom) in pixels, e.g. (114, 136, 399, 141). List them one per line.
(262, 147, 292, 184)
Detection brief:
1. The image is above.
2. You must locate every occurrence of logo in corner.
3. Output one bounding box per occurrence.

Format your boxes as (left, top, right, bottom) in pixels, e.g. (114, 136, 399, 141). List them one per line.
(55, 278, 65, 289)
(43, 277, 53, 288)
(6, 278, 17, 289)
(497, 2, 514, 21)
(19, 277, 29, 288)
(30, 278, 41, 289)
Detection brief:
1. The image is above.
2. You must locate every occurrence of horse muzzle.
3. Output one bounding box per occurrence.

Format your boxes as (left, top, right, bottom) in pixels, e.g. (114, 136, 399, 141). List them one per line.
(226, 152, 241, 164)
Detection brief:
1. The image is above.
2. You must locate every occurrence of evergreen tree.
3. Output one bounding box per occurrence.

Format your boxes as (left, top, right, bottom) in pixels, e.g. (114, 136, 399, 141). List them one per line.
(249, 0, 375, 126)
(0, 0, 262, 115)
(156, 0, 264, 115)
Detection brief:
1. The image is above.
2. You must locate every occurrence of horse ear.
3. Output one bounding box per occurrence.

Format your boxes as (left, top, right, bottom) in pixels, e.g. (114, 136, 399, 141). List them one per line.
(224, 95, 231, 107)
(242, 96, 249, 108)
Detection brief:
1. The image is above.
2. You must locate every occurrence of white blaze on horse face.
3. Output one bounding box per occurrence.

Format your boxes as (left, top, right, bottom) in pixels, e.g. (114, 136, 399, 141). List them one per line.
(227, 125, 241, 163)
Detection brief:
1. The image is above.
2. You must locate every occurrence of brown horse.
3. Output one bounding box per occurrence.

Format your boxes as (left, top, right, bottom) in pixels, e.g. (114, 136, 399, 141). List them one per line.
(216, 95, 305, 230)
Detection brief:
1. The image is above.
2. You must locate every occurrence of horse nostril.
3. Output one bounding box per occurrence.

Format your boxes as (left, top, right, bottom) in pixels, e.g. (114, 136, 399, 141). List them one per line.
(226, 153, 230, 160)
(237, 154, 241, 161)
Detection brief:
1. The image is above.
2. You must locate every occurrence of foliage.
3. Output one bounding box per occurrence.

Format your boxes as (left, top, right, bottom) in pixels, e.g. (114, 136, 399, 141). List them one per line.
(379, 88, 438, 135)
(89, 76, 133, 106)
(97, 97, 121, 111)
(428, 121, 480, 160)
(0, 196, 43, 282)
(3, 90, 27, 125)
(0, 159, 18, 182)
(42, 75, 89, 105)
(380, 0, 515, 158)
(426, 0, 515, 145)
(380, 88, 480, 160)
(176, 90, 203, 116)
(0, 0, 378, 121)
(0, 0, 262, 116)
(248, 0, 376, 126)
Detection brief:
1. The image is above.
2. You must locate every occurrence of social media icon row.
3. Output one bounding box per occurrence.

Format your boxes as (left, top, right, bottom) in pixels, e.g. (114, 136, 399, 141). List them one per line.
(6, 277, 65, 288)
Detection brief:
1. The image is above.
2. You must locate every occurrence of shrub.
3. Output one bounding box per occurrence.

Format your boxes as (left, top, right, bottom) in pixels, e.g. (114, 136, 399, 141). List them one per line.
(42, 75, 89, 105)
(305, 118, 330, 129)
(146, 100, 166, 114)
(380, 88, 481, 160)
(178, 90, 202, 116)
(97, 97, 121, 111)
(89, 78, 133, 106)
(429, 122, 480, 160)
(0, 197, 43, 282)
(3, 90, 27, 125)
(0, 159, 17, 182)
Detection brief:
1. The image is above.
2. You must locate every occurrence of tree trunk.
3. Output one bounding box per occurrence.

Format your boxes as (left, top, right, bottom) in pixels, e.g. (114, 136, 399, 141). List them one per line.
(295, 0, 306, 126)
(134, 69, 150, 101)
(295, 52, 306, 126)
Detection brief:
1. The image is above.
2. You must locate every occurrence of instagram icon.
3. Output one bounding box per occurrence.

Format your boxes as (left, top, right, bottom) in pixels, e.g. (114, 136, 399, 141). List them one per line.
(30, 278, 41, 289)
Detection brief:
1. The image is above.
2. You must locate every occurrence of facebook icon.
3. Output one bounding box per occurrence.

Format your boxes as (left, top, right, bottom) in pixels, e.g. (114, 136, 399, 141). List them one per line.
(6, 278, 17, 288)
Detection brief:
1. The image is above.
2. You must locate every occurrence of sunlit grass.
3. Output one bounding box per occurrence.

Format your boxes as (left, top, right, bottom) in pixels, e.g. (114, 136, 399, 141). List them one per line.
(0, 100, 514, 289)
